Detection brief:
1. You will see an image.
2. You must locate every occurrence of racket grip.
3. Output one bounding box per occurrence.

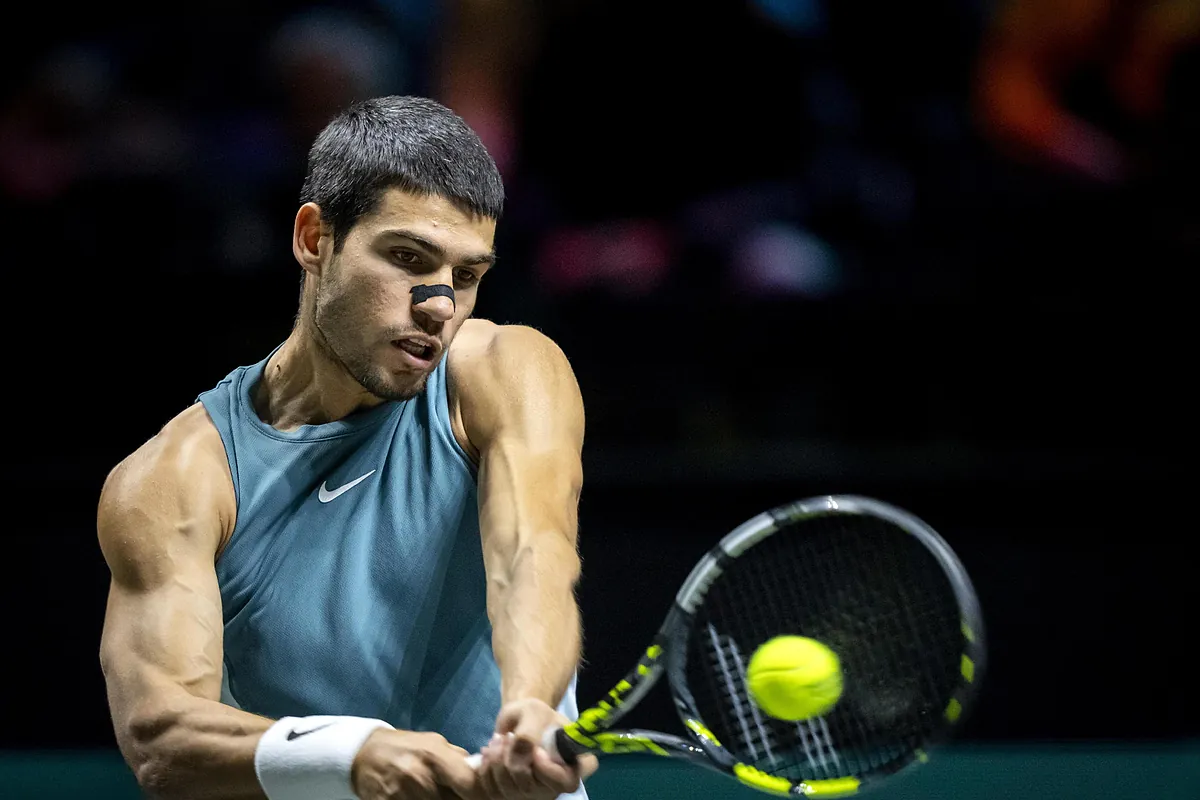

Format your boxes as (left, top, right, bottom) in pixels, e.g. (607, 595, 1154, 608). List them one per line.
(542, 727, 581, 766)
(465, 728, 581, 770)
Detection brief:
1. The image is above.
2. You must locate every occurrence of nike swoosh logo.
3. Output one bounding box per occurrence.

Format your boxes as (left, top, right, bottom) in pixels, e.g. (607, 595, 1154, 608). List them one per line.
(317, 469, 376, 503)
(287, 722, 335, 741)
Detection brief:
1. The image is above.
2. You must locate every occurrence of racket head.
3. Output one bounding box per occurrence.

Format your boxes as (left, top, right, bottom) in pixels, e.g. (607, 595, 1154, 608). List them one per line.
(662, 495, 985, 796)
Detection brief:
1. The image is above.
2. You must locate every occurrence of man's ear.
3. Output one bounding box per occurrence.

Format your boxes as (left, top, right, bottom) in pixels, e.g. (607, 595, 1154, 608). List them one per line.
(293, 202, 328, 277)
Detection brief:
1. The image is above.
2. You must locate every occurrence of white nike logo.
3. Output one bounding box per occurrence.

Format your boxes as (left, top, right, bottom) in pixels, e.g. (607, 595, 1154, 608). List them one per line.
(317, 470, 376, 503)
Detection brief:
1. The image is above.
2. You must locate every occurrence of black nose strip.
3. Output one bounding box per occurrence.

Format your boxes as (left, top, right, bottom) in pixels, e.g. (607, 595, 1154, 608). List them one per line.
(411, 284, 456, 310)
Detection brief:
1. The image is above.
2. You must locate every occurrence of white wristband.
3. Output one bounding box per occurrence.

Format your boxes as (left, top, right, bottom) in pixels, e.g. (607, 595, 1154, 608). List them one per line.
(254, 715, 393, 800)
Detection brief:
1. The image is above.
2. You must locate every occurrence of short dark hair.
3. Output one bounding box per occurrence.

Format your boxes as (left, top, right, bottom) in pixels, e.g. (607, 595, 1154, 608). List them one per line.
(299, 95, 504, 250)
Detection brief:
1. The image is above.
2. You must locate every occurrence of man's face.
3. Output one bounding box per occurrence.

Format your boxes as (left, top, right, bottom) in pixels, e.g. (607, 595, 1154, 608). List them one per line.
(313, 188, 497, 401)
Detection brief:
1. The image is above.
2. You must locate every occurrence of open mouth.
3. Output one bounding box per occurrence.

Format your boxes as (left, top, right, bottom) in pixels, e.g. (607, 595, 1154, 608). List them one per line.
(392, 338, 436, 363)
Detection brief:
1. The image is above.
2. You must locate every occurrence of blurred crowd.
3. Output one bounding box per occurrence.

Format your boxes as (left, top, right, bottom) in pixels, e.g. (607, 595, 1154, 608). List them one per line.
(4, 0, 1195, 458)
(5, 0, 1197, 297)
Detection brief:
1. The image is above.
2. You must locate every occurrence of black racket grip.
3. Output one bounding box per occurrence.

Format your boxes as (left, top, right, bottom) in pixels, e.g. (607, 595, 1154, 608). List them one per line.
(544, 727, 586, 765)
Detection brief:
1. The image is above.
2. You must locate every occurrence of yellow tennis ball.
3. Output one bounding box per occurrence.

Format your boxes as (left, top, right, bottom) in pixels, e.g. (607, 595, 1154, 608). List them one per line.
(746, 636, 843, 721)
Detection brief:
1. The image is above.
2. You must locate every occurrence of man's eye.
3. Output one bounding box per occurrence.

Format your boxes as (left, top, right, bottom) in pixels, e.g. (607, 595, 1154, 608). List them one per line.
(455, 269, 479, 286)
(394, 250, 422, 265)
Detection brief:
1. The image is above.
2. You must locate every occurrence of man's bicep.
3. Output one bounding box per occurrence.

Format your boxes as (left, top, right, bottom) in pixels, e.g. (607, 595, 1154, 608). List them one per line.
(477, 435, 583, 549)
(463, 327, 585, 572)
(98, 448, 229, 740)
(473, 329, 584, 520)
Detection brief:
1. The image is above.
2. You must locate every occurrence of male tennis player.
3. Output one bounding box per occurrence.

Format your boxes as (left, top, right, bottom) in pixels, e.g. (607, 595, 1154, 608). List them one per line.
(97, 95, 596, 800)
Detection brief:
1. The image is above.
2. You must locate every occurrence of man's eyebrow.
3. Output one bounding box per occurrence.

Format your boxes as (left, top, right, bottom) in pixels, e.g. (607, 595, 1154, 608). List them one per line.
(382, 229, 496, 266)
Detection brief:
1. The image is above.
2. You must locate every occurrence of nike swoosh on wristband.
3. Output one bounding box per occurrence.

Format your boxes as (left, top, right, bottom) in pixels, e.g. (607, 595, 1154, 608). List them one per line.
(317, 469, 377, 503)
(287, 722, 336, 741)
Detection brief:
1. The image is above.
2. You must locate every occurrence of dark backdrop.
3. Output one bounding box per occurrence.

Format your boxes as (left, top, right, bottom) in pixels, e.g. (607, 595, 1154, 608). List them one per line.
(3, 0, 1194, 754)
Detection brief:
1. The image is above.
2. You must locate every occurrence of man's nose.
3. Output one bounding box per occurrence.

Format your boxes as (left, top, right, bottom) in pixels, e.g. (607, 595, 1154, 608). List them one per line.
(411, 284, 456, 323)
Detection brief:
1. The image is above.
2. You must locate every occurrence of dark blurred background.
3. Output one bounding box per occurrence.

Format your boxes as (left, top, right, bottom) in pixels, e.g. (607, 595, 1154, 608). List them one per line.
(3, 0, 1196, 768)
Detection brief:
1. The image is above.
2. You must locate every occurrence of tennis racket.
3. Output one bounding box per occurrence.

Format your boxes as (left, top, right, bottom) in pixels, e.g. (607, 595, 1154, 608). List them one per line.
(530, 494, 984, 797)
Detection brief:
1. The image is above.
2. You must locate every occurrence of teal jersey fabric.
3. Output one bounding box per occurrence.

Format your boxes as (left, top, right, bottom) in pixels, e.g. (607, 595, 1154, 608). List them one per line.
(197, 349, 584, 797)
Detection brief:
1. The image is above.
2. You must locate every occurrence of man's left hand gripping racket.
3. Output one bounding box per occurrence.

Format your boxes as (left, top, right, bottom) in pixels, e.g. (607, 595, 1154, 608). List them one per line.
(532, 495, 985, 797)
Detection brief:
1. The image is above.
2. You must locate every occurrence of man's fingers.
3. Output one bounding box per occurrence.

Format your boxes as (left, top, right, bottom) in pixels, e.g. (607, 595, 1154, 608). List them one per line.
(494, 705, 521, 735)
(509, 712, 555, 771)
(506, 733, 538, 771)
(429, 746, 482, 796)
(479, 763, 508, 800)
(481, 734, 527, 797)
(499, 736, 540, 794)
(487, 758, 522, 798)
(395, 766, 442, 800)
(577, 753, 599, 779)
(531, 746, 585, 793)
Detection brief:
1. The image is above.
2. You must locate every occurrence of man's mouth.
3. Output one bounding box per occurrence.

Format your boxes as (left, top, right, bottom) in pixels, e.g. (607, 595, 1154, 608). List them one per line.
(391, 337, 438, 366)
(394, 339, 433, 358)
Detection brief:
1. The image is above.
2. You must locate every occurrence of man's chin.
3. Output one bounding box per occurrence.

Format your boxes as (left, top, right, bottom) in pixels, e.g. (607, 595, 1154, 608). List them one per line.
(356, 368, 429, 403)
(383, 372, 430, 402)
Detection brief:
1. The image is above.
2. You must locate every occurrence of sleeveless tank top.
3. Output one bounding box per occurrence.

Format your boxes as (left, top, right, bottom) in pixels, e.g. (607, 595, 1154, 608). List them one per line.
(197, 348, 584, 799)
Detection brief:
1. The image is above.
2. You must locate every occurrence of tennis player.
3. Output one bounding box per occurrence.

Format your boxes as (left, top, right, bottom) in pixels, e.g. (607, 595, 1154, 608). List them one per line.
(97, 95, 596, 800)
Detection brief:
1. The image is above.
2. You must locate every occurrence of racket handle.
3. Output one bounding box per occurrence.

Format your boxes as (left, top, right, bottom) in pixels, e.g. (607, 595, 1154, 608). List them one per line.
(464, 728, 582, 770)
(543, 727, 582, 766)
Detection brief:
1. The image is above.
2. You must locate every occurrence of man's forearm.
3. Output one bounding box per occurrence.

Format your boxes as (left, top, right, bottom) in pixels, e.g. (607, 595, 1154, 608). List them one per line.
(490, 538, 583, 707)
(118, 694, 272, 800)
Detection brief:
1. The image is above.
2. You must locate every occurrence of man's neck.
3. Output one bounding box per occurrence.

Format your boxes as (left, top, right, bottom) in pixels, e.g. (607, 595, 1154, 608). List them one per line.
(253, 329, 384, 431)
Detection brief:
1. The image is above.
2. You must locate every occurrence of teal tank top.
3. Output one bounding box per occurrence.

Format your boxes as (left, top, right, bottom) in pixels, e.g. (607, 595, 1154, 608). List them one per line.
(198, 349, 584, 795)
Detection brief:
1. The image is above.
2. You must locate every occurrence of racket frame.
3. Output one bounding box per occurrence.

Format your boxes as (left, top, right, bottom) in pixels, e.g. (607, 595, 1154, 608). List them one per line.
(553, 495, 986, 797)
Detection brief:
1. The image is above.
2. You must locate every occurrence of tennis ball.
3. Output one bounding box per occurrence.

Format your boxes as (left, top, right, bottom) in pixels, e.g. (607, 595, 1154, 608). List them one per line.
(746, 636, 843, 721)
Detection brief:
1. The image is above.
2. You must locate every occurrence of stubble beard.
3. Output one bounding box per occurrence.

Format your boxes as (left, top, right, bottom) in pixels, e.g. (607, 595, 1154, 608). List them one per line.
(312, 284, 429, 403)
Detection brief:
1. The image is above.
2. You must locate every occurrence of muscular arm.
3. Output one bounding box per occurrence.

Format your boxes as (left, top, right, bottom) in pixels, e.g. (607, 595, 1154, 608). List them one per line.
(454, 324, 585, 709)
(98, 406, 272, 800)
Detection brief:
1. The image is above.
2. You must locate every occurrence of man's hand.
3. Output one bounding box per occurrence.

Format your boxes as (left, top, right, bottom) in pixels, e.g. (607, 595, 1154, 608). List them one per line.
(353, 728, 484, 800)
(477, 698, 598, 799)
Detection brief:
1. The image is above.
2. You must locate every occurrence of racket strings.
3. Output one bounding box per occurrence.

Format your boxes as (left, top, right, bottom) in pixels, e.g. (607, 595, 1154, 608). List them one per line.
(746, 521, 898, 778)
(684, 515, 964, 782)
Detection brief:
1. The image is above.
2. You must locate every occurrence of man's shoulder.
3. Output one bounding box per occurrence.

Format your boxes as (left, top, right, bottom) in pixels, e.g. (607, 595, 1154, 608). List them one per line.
(100, 403, 232, 518)
(98, 403, 235, 574)
(446, 320, 582, 450)
(448, 319, 571, 376)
